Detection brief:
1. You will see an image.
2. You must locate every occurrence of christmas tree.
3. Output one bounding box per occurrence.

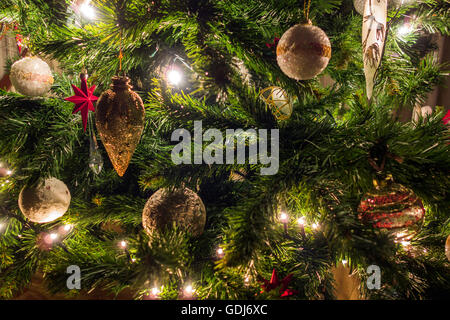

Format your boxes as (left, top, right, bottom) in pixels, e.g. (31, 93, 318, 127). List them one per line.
(0, 0, 449, 300)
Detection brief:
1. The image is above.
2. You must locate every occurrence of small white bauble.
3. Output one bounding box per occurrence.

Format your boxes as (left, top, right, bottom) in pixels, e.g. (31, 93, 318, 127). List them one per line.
(354, 0, 403, 15)
(9, 57, 54, 96)
(18, 178, 71, 223)
(276, 24, 331, 80)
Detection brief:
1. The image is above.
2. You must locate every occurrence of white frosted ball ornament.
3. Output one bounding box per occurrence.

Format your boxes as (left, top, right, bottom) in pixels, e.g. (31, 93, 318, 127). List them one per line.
(142, 188, 206, 237)
(9, 57, 54, 96)
(354, 0, 403, 15)
(18, 178, 71, 223)
(276, 24, 331, 80)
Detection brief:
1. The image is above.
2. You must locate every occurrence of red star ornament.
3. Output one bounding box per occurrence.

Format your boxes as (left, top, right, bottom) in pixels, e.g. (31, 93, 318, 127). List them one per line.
(259, 269, 298, 298)
(443, 109, 450, 126)
(65, 73, 98, 131)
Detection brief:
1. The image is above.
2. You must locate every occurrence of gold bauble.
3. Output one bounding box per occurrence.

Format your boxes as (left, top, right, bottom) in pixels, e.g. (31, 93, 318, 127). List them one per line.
(259, 86, 293, 120)
(95, 76, 145, 177)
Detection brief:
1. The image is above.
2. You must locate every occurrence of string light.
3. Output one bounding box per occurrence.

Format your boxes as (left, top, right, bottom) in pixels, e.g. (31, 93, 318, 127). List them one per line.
(279, 212, 288, 223)
(244, 275, 253, 287)
(183, 284, 195, 299)
(401, 240, 411, 247)
(167, 68, 182, 86)
(297, 217, 305, 226)
(50, 233, 58, 241)
(397, 16, 415, 37)
(120, 240, 127, 248)
(79, 0, 96, 20)
(397, 24, 412, 36)
(6, 170, 12, 175)
(342, 259, 348, 265)
(279, 212, 289, 234)
(312, 222, 319, 230)
(149, 287, 161, 299)
(216, 247, 224, 258)
(63, 224, 73, 232)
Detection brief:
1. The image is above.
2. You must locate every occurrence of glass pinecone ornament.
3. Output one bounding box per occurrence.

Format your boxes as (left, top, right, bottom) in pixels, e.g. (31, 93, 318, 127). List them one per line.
(95, 76, 145, 176)
(358, 178, 425, 241)
(142, 188, 206, 237)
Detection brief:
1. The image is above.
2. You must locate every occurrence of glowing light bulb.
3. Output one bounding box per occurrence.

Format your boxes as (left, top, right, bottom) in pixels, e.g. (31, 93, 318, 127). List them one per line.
(50, 233, 58, 241)
(312, 223, 319, 230)
(396, 232, 407, 239)
(167, 69, 182, 86)
(342, 259, 348, 265)
(279, 212, 288, 223)
(398, 24, 412, 36)
(297, 217, 305, 226)
(6, 170, 12, 175)
(64, 224, 73, 232)
(401, 240, 411, 247)
(217, 247, 224, 256)
(151, 287, 160, 296)
(184, 285, 194, 295)
(120, 240, 127, 248)
(79, 1, 96, 20)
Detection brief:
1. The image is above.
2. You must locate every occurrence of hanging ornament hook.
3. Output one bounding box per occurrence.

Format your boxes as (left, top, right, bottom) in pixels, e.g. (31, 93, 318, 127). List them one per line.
(118, 28, 126, 77)
(303, 0, 313, 24)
